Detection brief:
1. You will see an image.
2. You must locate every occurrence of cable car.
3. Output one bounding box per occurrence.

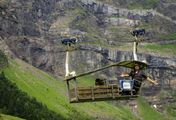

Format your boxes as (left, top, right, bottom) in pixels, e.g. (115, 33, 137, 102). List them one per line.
(64, 60, 148, 103)
(62, 29, 158, 103)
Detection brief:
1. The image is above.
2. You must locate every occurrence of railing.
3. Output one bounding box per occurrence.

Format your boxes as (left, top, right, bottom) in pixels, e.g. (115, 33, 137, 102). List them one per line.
(69, 85, 138, 103)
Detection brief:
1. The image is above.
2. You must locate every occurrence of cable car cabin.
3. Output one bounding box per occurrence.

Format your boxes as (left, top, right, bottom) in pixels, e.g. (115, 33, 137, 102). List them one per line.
(65, 60, 148, 103)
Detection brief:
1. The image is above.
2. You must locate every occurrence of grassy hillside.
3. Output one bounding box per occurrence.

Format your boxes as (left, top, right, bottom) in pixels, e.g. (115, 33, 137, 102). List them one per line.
(143, 44, 176, 56)
(127, 0, 160, 9)
(118, 43, 176, 57)
(1, 58, 167, 120)
(137, 97, 164, 120)
(0, 72, 64, 120)
(0, 114, 23, 120)
(3, 59, 138, 120)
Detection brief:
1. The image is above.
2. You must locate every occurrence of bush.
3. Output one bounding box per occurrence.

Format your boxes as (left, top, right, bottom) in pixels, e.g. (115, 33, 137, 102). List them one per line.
(0, 51, 8, 71)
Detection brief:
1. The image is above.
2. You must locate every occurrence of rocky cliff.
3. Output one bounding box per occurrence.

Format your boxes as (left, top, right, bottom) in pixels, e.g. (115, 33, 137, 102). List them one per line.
(1, 0, 176, 86)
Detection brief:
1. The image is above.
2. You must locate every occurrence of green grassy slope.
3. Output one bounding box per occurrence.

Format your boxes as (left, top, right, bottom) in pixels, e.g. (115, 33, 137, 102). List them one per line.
(137, 97, 164, 120)
(3, 59, 138, 120)
(118, 43, 176, 57)
(2, 58, 168, 120)
(0, 114, 23, 120)
(142, 44, 176, 57)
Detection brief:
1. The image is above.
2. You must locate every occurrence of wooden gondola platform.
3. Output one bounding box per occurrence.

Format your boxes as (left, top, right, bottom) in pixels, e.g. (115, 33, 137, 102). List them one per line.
(68, 85, 138, 103)
(65, 61, 147, 103)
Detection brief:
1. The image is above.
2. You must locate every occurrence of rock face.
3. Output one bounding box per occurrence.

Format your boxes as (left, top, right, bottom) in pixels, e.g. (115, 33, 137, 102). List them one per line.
(6, 37, 176, 87)
(1, 0, 176, 40)
(0, 0, 176, 75)
(0, 0, 176, 82)
(77, 46, 176, 83)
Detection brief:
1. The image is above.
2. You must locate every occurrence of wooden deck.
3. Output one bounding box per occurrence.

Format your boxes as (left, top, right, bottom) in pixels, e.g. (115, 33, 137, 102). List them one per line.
(68, 85, 138, 103)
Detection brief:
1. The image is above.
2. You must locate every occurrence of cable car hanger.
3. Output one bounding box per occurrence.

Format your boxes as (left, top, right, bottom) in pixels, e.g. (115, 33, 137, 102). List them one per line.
(61, 29, 158, 103)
